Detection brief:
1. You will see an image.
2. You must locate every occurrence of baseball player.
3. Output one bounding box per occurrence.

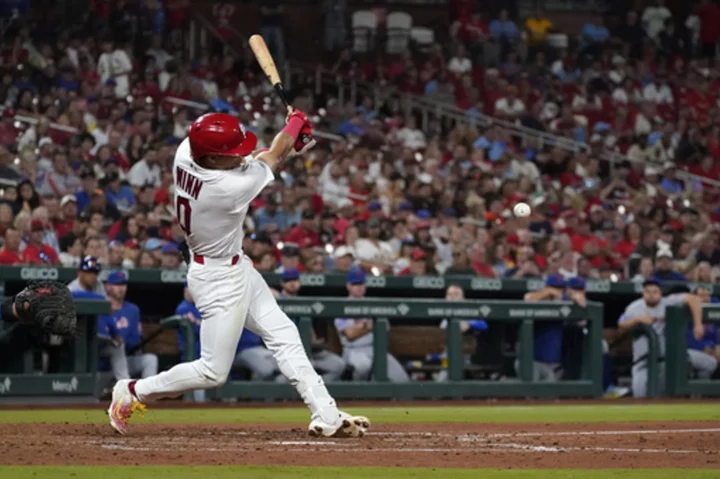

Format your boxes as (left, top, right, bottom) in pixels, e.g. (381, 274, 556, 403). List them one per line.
(101, 270, 159, 381)
(108, 110, 369, 438)
(334, 267, 410, 383)
(278, 268, 347, 382)
(67, 256, 106, 297)
(618, 279, 706, 397)
(686, 286, 719, 379)
(518, 274, 568, 381)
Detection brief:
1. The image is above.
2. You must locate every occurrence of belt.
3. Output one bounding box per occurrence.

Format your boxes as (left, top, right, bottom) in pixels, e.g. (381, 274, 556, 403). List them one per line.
(192, 253, 240, 265)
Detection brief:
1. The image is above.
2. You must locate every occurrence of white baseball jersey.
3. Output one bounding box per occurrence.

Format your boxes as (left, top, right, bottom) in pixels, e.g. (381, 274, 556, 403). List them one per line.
(172, 138, 274, 258)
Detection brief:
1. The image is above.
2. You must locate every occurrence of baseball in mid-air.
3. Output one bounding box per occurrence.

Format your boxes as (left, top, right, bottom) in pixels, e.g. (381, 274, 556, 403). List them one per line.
(513, 202, 531, 218)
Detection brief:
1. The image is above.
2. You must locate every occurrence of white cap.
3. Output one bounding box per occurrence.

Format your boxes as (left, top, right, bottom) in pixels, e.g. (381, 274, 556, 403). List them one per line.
(656, 248, 673, 259)
(333, 245, 355, 259)
(418, 172, 433, 184)
(337, 198, 353, 208)
(60, 194, 77, 207)
(38, 137, 53, 148)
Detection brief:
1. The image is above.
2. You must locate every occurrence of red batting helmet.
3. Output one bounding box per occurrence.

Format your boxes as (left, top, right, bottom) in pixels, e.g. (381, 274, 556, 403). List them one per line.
(187, 113, 257, 160)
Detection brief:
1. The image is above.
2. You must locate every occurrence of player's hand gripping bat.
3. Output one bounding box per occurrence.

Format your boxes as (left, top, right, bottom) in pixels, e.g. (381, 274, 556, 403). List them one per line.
(249, 34, 315, 155)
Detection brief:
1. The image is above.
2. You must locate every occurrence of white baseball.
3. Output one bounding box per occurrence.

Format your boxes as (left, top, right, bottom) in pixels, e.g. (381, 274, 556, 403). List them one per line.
(513, 202, 531, 218)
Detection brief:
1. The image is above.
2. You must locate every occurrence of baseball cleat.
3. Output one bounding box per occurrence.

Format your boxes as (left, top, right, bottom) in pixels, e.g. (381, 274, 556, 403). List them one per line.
(308, 411, 370, 438)
(108, 379, 147, 435)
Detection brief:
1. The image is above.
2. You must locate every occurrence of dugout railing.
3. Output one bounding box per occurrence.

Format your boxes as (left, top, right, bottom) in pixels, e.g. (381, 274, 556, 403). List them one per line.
(0, 307, 197, 400)
(666, 304, 720, 397)
(0, 299, 109, 398)
(209, 297, 605, 400)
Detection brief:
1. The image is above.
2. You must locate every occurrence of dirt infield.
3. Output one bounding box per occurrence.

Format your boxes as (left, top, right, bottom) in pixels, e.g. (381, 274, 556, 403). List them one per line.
(1, 421, 719, 468)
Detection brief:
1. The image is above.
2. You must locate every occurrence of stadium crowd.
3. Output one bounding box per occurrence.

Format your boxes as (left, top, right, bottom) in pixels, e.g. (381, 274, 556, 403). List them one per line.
(0, 0, 718, 290)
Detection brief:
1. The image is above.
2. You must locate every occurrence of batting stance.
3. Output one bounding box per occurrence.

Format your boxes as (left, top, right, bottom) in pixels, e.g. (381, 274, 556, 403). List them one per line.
(108, 110, 369, 438)
(617, 279, 708, 397)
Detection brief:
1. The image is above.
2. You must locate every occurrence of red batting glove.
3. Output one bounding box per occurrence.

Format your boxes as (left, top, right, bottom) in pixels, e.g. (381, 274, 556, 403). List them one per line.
(294, 122, 313, 151)
(288, 123, 316, 158)
(286, 108, 310, 126)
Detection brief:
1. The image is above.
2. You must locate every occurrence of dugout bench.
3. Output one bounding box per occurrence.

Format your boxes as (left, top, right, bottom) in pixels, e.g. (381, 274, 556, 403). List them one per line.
(209, 297, 605, 400)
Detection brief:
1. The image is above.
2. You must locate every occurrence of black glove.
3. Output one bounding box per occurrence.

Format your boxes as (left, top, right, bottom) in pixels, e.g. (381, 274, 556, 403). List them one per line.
(12, 281, 78, 337)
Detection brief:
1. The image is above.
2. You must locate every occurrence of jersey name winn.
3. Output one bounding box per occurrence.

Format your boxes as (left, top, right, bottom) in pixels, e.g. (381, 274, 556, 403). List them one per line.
(172, 138, 274, 258)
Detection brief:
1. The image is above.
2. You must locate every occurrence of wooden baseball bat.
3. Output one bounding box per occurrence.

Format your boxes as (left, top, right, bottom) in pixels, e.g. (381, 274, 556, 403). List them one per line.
(249, 34, 291, 111)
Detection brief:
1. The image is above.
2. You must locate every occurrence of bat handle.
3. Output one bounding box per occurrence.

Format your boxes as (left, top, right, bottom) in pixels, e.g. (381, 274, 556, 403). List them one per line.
(273, 83, 292, 111)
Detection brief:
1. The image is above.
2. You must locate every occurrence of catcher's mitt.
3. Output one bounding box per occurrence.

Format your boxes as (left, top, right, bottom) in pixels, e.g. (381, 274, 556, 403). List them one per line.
(14, 281, 77, 337)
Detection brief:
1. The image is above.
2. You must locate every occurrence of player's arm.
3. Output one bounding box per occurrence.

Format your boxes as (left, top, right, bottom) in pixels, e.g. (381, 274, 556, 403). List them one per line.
(0, 300, 19, 321)
(683, 293, 705, 340)
(342, 321, 373, 341)
(524, 287, 561, 302)
(336, 318, 372, 341)
(617, 301, 654, 331)
(254, 110, 314, 172)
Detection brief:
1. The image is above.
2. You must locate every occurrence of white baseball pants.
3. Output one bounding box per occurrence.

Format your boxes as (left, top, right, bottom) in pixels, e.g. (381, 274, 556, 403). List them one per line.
(133, 255, 339, 423)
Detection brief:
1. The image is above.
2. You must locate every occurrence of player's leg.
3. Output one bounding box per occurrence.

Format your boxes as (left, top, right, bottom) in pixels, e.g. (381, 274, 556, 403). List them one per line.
(631, 360, 648, 398)
(311, 350, 346, 382)
(125, 354, 154, 379)
(133, 268, 250, 400)
(687, 349, 718, 379)
(101, 344, 131, 380)
(234, 346, 280, 380)
(345, 348, 373, 380)
(243, 266, 368, 437)
(135, 353, 159, 378)
(109, 264, 251, 434)
(386, 353, 411, 383)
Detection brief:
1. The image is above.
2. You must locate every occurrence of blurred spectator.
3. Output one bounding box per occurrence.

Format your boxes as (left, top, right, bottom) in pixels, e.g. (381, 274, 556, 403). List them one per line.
(642, 0, 672, 40)
(448, 44, 472, 76)
(260, 2, 286, 69)
(58, 232, 83, 268)
(697, 0, 720, 61)
(255, 197, 288, 231)
(38, 152, 80, 197)
(0, 228, 23, 265)
(696, 235, 720, 266)
(105, 171, 136, 214)
(524, 8, 553, 58)
(22, 219, 59, 264)
(395, 117, 426, 150)
(653, 249, 687, 281)
(331, 245, 355, 273)
(489, 9, 519, 47)
(127, 146, 162, 188)
(580, 17, 610, 59)
(97, 37, 133, 99)
(160, 243, 182, 269)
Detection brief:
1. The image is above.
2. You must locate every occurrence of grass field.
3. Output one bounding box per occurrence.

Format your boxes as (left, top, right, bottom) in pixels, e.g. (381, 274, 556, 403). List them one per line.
(0, 403, 718, 424)
(1, 404, 719, 478)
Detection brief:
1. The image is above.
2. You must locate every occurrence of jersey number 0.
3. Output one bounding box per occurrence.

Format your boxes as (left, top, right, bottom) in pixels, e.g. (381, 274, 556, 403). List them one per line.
(176, 196, 192, 234)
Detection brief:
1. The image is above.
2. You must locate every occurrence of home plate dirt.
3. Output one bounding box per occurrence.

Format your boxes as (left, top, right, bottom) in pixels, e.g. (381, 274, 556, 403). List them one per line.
(1, 421, 718, 468)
